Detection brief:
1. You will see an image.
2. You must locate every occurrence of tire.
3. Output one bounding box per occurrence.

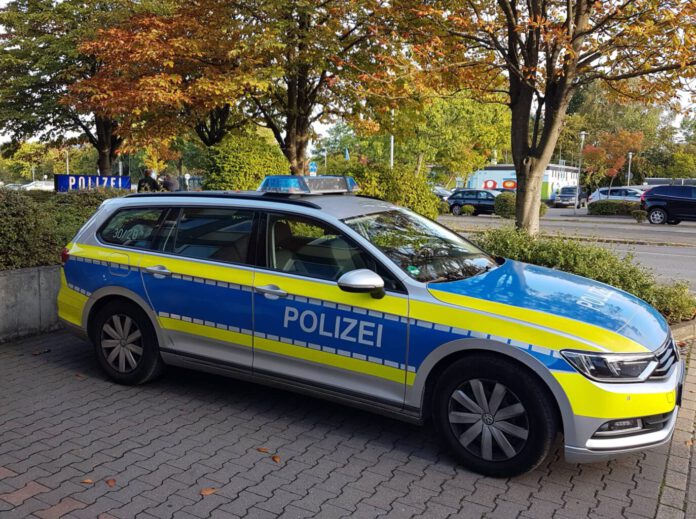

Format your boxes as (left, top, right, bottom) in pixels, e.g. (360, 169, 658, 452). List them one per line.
(667, 220, 681, 225)
(648, 208, 668, 225)
(432, 355, 557, 477)
(451, 205, 462, 216)
(91, 300, 164, 385)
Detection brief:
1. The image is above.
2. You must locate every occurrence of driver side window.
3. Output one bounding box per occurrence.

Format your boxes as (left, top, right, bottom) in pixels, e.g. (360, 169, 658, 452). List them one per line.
(266, 214, 402, 291)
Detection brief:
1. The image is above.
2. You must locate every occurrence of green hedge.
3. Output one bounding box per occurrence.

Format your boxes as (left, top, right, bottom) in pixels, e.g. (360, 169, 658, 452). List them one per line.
(0, 189, 125, 270)
(473, 227, 695, 323)
(494, 192, 548, 219)
(588, 200, 640, 216)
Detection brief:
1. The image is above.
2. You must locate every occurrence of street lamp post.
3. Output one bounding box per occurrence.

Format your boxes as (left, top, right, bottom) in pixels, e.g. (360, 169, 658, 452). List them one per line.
(627, 151, 633, 186)
(574, 131, 587, 215)
(389, 108, 394, 170)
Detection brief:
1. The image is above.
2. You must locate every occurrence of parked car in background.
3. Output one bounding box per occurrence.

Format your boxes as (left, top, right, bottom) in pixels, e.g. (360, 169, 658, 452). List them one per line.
(432, 186, 452, 201)
(448, 189, 500, 216)
(588, 187, 642, 204)
(2, 183, 23, 190)
(554, 186, 587, 208)
(641, 185, 696, 225)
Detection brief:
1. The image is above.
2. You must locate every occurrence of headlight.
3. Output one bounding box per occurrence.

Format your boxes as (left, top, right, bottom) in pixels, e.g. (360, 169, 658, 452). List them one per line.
(561, 350, 658, 383)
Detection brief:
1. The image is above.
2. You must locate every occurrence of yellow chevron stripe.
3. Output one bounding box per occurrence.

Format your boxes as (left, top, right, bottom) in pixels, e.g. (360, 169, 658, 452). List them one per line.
(57, 271, 88, 326)
(159, 317, 253, 348)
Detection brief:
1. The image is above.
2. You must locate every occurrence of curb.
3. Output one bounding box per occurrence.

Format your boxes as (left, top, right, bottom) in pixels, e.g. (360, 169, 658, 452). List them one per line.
(449, 227, 696, 247)
(671, 320, 696, 342)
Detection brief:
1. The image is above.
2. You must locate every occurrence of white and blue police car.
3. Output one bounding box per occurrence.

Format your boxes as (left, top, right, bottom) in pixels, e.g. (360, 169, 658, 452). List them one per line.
(58, 175, 684, 476)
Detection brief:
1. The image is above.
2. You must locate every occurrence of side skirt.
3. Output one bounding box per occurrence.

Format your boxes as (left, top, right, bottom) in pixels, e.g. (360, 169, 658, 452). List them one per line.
(160, 349, 423, 425)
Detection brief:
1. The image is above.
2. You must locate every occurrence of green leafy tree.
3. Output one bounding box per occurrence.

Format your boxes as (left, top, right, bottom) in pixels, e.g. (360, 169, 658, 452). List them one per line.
(0, 0, 129, 175)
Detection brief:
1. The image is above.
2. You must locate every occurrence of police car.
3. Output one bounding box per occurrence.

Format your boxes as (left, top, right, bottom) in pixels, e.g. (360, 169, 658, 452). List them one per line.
(58, 175, 684, 477)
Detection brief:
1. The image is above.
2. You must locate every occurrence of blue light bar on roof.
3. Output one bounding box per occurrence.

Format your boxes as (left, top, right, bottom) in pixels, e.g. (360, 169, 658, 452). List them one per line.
(258, 175, 360, 194)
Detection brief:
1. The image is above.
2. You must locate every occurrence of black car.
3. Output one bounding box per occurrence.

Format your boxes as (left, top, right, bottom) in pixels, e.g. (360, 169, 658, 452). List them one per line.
(641, 185, 696, 225)
(447, 189, 500, 215)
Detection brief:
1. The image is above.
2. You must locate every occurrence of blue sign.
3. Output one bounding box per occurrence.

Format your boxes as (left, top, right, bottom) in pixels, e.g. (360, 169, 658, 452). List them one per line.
(308, 161, 318, 174)
(54, 175, 131, 192)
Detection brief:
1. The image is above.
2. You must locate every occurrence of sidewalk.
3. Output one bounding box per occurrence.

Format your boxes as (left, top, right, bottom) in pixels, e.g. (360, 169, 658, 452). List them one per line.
(1, 331, 694, 519)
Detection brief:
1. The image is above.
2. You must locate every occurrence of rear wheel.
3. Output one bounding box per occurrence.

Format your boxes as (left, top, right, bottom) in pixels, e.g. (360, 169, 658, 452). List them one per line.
(648, 208, 668, 224)
(432, 356, 557, 477)
(451, 204, 462, 216)
(91, 300, 164, 385)
(667, 220, 681, 225)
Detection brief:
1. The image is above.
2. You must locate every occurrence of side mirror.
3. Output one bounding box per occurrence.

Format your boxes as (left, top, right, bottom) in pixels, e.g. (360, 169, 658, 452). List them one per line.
(337, 269, 385, 299)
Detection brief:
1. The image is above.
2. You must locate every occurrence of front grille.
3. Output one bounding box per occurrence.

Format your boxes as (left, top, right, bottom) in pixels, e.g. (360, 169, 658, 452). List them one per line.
(649, 340, 679, 380)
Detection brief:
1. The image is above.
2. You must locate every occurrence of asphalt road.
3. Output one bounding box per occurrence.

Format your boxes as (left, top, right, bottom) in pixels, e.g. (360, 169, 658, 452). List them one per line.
(439, 207, 696, 246)
(437, 208, 696, 290)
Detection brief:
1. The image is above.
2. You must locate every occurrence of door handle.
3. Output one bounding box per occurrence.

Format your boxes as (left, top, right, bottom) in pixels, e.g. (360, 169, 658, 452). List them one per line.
(256, 284, 288, 299)
(144, 265, 172, 279)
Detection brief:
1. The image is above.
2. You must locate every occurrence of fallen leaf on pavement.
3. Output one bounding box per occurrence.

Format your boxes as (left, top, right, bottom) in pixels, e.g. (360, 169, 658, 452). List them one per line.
(200, 487, 217, 496)
(257, 447, 269, 453)
(105, 478, 116, 487)
(31, 349, 51, 356)
(271, 455, 281, 464)
(80, 479, 94, 485)
(75, 373, 87, 380)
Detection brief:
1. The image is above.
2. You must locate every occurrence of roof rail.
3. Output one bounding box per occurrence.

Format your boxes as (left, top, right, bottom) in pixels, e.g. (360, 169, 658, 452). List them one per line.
(124, 191, 321, 209)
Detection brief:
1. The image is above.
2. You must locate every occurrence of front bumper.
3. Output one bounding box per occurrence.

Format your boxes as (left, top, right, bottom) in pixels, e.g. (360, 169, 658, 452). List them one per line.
(562, 359, 684, 464)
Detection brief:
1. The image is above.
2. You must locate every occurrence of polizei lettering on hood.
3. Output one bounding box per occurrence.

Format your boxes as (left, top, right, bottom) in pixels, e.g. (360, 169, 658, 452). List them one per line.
(283, 306, 383, 348)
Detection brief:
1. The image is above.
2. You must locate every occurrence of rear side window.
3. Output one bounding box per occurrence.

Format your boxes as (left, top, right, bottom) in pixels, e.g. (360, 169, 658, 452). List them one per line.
(173, 207, 255, 265)
(98, 208, 168, 249)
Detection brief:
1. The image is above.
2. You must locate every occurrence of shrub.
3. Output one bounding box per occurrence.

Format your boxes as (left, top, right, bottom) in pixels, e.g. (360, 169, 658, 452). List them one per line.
(203, 129, 289, 190)
(0, 189, 125, 271)
(588, 200, 639, 216)
(472, 227, 695, 323)
(631, 210, 648, 223)
(438, 200, 451, 215)
(494, 192, 547, 219)
(348, 163, 441, 219)
(494, 192, 516, 219)
(462, 204, 476, 216)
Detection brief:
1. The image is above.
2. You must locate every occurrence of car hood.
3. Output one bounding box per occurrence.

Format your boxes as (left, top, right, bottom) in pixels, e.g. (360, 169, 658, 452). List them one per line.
(427, 260, 669, 352)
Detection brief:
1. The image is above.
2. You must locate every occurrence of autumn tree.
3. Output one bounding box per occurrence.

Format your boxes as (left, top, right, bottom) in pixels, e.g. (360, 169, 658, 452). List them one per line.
(399, 0, 695, 233)
(72, 0, 407, 174)
(582, 130, 645, 188)
(0, 0, 135, 175)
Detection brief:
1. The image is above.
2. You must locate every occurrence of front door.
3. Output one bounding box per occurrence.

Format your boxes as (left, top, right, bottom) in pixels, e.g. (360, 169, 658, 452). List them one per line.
(252, 212, 410, 406)
(140, 206, 257, 369)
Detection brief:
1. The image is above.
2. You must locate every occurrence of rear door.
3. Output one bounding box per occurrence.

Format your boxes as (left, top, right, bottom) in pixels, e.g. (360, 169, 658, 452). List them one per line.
(477, 190, 496, 212)
(669, 186, 696, 218)
(252, 211, 410, 405)
(139, 206, 257, 369)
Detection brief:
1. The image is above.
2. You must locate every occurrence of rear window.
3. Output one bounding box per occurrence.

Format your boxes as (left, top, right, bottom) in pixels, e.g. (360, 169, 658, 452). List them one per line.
(98, 208, 167, 249)
(649, 186, 695, 198)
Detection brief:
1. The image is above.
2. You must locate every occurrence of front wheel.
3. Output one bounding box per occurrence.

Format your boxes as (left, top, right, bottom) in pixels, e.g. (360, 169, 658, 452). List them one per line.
(91, 300, 164, 385)
(432, 355, 557, 477)
(451, 205, 462, 216)
(648, 208, 668, 224)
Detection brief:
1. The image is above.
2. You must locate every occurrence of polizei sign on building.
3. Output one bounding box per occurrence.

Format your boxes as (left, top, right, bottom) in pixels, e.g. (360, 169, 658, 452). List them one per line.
(54, 174, 131, 192)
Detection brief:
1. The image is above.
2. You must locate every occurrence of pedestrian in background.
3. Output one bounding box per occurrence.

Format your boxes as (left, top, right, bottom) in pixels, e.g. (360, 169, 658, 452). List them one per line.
(161, 174, 180, 192)
(137, 170, 161, 192)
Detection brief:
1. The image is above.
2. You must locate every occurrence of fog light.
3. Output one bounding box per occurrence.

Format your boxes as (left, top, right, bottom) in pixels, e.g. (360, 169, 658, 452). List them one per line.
(594, 418, 643, 437)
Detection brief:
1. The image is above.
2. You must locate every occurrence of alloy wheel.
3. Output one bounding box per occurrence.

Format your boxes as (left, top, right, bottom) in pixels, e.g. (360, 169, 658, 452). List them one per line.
(649, 209, 666, 224)
(100, 314, 143, 373)
(447, 379, 529, 461)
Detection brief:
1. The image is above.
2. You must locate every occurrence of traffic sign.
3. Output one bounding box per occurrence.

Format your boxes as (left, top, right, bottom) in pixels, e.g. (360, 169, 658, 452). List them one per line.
(308, 161, 318, 176)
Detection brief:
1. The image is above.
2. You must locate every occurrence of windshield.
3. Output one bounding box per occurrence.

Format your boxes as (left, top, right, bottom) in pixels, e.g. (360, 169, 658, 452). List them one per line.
(344, 209, 498, 283)
(560, 187, 576, 194)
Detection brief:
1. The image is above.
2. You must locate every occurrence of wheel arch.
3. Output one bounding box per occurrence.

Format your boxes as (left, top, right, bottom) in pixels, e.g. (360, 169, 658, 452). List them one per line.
(83, 287, 166, 348)
(407, 339, 574, 442)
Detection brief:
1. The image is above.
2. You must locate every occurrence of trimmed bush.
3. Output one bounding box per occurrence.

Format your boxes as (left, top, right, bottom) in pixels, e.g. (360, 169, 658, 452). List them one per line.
(473, 227, 695, 323)
(494, 192, 547, 219)
(0, 189, 125, 270)
(203, 129, 289, 191)
(494, 192, 516, 219)
(438, 200, 451, 215)
(588, 200, 640, 216)
(631, 210, 648, 223)
(462, 204, 476, 216)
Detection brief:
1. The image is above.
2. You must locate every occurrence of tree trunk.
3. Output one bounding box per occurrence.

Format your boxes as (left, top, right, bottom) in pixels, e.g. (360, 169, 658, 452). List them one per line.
(94, 116, 122, 176)
(515, 158, 544, 233)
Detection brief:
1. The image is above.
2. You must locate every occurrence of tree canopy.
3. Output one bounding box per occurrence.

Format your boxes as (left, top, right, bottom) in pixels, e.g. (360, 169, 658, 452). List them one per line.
(394, 0, 695, 232)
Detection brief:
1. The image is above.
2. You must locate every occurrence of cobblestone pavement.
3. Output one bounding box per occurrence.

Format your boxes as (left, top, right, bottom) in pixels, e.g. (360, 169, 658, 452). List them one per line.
(1, 331, 695, 519)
